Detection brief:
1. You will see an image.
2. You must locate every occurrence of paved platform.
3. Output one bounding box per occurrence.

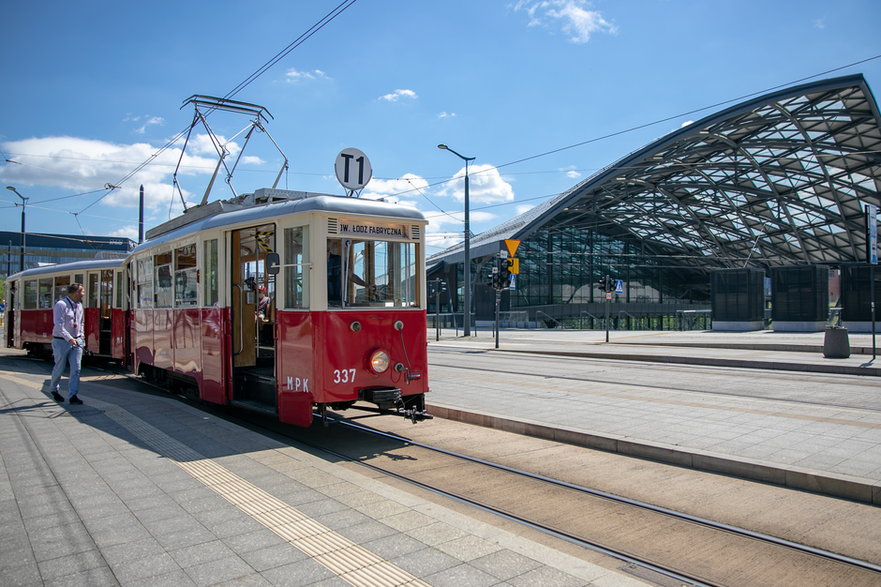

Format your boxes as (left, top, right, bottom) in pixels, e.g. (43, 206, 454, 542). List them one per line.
(426, 328, 881, 505)
(431, 328, 881, 376)
(0, 356, 642, 586)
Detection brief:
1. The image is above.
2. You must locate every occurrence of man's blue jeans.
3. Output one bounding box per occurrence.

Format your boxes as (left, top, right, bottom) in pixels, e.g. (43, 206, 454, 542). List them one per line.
(50, 338, 83, 398)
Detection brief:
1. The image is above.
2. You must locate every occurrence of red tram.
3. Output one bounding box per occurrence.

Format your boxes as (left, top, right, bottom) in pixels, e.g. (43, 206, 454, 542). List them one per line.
(6, 188, 431, 427)
(5, 258, 129, 361)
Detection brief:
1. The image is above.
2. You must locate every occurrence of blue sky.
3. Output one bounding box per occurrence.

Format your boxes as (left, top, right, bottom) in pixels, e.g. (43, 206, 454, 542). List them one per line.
(2, 0, 880, 256)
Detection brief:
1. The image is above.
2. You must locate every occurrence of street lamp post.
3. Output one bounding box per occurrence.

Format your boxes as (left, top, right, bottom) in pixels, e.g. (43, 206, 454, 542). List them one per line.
(437, 144, 476, 337)
(6, 186, 28, 273)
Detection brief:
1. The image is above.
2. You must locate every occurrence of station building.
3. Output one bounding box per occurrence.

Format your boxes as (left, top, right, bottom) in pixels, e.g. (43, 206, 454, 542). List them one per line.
(427, 74, 881, 332)
(0, 231, 135, 279)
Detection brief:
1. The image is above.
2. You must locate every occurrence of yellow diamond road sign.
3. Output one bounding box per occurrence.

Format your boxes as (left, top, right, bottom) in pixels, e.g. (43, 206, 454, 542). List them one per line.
(505, 239, 520, 257)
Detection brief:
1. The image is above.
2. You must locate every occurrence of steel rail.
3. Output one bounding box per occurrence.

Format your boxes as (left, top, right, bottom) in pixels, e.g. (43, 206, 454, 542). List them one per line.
(334, 417, 881, 576)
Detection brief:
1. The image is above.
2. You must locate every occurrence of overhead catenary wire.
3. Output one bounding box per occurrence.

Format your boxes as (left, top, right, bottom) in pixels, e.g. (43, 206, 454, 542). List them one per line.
(70, 1, 361, 217)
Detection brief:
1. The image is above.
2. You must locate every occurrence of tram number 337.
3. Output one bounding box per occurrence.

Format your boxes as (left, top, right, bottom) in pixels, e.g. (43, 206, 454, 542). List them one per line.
(333, 369, 356, 384)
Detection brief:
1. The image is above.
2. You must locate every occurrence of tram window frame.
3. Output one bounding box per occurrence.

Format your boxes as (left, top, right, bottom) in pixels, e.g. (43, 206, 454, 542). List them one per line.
(174, 244, 198, 307)
(100, 270, 113, 318)
(54, 275, 71, 303)
(39, 277, 54, 309)
(284, 227, 308, 309)
(23, 280, 37, 309)
(115, 271, 124, 309)
(135, 256, 154, 309)
(327, 238, 420, 309)
(87, 273, 99, 309)
(203, 239, 219, 307)
(154, 251, 173, 308)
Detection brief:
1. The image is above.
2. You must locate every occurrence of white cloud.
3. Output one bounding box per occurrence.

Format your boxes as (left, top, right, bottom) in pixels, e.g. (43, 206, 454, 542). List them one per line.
(359, 173, 426, 208)
(423, 210, 497, 251)
(438, 111, 458, 119)
(379, 89, 418, 102)
(0, 135, 258, 216)
(108, 225, 140, 240)
(285, 68, 330, 82)
(560, 165, 581, 179)
(513, 0, 617, 43)
(437, 164, 515, 204)
(516, 204, 535, 215)
(123, 114, 165, 135)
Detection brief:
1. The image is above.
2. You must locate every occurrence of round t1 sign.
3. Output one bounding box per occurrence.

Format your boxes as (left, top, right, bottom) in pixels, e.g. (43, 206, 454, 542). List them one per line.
(335, 148, 372, 191)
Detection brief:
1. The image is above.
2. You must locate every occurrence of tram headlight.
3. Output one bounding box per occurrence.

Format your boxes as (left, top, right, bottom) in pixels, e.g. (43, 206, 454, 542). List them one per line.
(369, 349, 391, 374)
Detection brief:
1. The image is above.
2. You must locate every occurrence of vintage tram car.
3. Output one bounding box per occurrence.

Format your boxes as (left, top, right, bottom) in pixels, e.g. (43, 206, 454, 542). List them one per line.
(5, 258, 129, 361)
(6, 188, 431, 427)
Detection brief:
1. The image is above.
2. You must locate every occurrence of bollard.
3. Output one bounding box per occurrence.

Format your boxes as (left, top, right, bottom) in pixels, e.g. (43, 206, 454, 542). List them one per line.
(822, 326, 850, 359)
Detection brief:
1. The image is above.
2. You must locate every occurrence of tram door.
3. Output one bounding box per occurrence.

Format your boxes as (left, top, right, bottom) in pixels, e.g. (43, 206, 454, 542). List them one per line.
(230, 225, 276, 371)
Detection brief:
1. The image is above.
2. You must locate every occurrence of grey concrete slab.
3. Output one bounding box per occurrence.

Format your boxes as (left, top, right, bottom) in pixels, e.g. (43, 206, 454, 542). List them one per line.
(427, 328, 881, 504)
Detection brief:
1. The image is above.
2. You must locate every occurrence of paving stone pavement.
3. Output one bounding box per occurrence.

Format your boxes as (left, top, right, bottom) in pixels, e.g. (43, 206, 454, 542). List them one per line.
(0, 360, 644, 586)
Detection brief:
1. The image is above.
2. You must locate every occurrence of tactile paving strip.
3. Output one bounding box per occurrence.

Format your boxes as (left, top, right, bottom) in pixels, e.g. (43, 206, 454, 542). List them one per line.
(96, 402, 430, 586)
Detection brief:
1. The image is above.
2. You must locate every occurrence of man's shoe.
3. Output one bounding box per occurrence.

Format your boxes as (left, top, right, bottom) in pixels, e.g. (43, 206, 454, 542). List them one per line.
(69, 395, 83, 405)
(51, 391, 64, 403)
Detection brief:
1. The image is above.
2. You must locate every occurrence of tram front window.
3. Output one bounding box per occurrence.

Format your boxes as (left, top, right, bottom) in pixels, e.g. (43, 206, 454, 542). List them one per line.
(327, 238, 419, 308)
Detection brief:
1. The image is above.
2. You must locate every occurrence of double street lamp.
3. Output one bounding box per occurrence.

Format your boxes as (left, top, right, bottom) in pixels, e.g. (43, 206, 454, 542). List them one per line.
(6, 186, 28, 273)
(437, 144, 476, 337)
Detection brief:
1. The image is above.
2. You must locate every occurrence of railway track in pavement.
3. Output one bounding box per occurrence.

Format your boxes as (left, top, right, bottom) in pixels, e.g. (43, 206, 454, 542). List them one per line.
(294, 415, 881, 587)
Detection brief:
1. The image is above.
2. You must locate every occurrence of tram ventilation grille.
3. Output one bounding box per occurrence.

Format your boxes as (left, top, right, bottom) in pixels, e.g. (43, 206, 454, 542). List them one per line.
(327, 218, 339, 234)
(410, 225, 421, 240)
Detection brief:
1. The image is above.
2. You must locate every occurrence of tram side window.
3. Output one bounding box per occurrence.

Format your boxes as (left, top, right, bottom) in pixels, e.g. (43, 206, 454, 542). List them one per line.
(284, 227, 308, 309)
(115, 271, 124, 309)
(100, 270, 113, 318)
(24, 280, 37, 309)
(203, 239, 218, 306)
(54, 275, 71, 303)
(154, 252, 173, 308)
(174, 244, 198, 307)
(135, 257, 154, 309)
(88, 274, 99, 308)
(38, 278, 54, 309)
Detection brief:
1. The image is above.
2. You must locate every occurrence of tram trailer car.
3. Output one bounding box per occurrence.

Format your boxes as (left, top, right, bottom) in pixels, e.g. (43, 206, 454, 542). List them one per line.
(5, 258, 130, 361)
(128, 188, 431, 427)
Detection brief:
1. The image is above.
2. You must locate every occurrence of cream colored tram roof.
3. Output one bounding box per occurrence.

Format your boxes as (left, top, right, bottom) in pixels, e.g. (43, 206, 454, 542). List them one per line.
(132, 193, 426, 254)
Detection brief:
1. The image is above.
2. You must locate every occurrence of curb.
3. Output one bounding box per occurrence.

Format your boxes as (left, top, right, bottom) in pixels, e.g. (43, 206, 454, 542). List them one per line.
(427, 404, 881, 506)
(489, 348, 881, 377)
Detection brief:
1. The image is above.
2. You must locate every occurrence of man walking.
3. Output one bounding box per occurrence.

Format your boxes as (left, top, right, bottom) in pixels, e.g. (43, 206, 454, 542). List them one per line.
(50, 283, 85, 405)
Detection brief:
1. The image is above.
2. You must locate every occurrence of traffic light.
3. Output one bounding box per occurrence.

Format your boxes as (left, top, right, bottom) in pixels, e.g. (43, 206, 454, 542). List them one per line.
(596, 274, 613, 292)
(498, 258, 511, 286)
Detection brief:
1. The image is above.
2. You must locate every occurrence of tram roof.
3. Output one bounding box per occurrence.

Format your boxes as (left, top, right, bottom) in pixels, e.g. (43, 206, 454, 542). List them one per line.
(133, 191, 426, 254)
(430, 74, 881, 269)
(7, 258, 125, 281)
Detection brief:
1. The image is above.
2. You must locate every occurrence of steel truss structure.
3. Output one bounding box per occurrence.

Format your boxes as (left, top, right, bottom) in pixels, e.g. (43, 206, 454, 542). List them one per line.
(439, 74, 881, 273)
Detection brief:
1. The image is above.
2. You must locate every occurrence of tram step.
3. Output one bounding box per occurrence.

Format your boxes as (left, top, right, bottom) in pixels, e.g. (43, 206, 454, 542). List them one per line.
(229, 399, 278, 416)
(234, 369, 277, 406)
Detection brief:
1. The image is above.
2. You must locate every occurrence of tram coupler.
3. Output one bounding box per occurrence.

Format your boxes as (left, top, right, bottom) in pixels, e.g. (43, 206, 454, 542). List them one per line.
(393, 396, 433, 424)
(398, 407, 433, 424)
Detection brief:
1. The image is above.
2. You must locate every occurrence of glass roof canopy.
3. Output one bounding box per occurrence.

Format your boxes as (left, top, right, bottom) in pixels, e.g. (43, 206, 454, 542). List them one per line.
(432, 74, 881, 271)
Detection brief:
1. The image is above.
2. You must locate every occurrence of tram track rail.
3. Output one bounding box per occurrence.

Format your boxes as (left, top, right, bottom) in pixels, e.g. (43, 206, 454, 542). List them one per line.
(310, 418, 881, 586)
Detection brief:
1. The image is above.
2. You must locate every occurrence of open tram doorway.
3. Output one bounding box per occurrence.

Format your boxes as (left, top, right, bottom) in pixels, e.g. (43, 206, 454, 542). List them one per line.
(87, 270, 114, 356)
(230, 224, 278, 411)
